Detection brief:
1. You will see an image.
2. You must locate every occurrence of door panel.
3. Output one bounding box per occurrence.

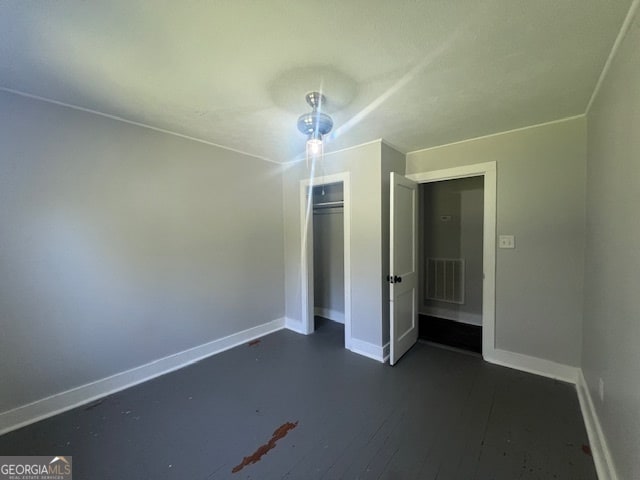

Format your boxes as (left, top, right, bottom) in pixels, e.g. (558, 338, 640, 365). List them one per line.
(394, 184, 415, 275)
(394, 287, 415, 342)
(390, 173, 418, 365)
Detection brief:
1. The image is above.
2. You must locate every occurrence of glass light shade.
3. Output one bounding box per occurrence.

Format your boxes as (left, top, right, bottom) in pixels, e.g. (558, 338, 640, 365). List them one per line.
(307, 138, 322, 155)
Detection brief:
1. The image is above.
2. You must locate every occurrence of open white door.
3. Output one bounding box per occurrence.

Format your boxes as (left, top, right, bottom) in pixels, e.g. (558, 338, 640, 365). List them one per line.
(389, 172, 418, 365)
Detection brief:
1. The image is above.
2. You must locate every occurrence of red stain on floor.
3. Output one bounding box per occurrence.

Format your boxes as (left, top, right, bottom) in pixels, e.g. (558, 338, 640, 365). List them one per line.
(248, 339, 261, 347)
(232, 421, 299, 473)
(581, 444, 592, 457)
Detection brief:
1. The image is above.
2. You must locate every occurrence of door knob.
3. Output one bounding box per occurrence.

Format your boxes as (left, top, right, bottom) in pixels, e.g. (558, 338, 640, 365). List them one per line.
(394, 275, 402, 283)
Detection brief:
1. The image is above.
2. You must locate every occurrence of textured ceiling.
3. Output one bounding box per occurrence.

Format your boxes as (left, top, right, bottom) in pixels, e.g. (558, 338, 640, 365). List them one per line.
(0, 1, 633, 162)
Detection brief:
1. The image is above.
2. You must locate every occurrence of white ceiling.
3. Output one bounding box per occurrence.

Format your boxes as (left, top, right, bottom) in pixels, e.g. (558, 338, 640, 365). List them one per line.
(0, 1, 633, 162)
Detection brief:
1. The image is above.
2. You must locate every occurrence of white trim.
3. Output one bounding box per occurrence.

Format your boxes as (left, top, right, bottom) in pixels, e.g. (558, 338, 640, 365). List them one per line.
(407, 161, 495, 183)
(420, 306, 482, 326)
(576, 370, 619, 480)
(406, 161, 497, 360)
(322, 140, 381, 158)
(300, 172, 352, 349)
(349, 338, 388, 363)
(586, 0, 640, 114)
(0, 87, 278, 164)
(284, 317, 308, 335)
(406, 115, 585, 156)
(283, 139, 384, 165)
(300, 176, 315, 335)
(314, 307, 345, 324)
(0, 318, 285, 436)
(484, 349, 579, 384)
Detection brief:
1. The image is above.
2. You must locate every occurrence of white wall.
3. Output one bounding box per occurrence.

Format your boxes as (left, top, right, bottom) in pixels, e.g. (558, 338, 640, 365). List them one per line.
(582, 9, 640, 479)
(0, 91, 285, 414)
(407, 117, 586, 366)
(283, 141, 384, 347)
(460, 186, 484, 320)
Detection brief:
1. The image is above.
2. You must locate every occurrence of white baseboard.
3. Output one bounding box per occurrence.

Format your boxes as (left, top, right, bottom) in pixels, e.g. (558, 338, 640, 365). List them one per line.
(382, 342, 390, 363)
(576, 370, 618, 480)
(349, 338, 387, 363)
(0, 318, 285, 436)
(313, 307, 345, 324)
(484, 348, 579, 384)
(420, 306, 482, 326)
(284, 317, 310, 334)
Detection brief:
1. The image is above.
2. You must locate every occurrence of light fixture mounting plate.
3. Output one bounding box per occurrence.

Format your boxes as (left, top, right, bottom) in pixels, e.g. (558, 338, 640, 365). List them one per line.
(306, 92, 325, 110)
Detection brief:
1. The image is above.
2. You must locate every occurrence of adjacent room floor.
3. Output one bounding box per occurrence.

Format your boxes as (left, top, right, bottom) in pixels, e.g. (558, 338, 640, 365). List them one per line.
(0, 320, 597, 479)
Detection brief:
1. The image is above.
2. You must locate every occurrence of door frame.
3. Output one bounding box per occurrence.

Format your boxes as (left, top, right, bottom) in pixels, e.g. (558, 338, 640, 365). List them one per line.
(406, 161, 496, 359)
(299, 172, 352, 349)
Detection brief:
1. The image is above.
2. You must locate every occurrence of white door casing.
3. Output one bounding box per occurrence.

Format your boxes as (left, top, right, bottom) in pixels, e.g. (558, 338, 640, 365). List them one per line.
(389, 172, 418, 365)
(406, 161, 496, 359)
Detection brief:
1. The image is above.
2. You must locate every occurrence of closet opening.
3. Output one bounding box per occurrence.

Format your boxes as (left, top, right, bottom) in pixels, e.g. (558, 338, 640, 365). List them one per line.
(300, 172, 352, 349)
(418, 176, 484, 354)
(312, 182, 344, 342)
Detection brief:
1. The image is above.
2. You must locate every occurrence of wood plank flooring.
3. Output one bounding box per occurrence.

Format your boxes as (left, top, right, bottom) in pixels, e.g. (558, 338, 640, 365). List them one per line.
(0, 319, 597, 479)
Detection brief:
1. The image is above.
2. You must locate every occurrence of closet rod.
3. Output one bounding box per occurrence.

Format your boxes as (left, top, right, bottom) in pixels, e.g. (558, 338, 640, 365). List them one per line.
(313, 201, 344, 208)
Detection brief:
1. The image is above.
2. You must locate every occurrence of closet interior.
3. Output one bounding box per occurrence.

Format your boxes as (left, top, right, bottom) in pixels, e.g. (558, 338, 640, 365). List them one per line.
(312, 182, 345, 332)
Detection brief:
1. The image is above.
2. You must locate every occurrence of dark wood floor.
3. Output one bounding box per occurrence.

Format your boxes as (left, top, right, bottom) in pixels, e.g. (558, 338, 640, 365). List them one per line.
(0, 319, 596, 479)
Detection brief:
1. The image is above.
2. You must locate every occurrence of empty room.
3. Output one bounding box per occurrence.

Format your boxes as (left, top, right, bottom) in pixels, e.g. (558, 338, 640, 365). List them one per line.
(0, 1, 638, 479)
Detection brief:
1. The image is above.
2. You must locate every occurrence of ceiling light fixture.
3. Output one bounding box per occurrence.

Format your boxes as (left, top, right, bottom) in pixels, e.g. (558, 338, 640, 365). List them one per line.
(297, 92, 333, 168)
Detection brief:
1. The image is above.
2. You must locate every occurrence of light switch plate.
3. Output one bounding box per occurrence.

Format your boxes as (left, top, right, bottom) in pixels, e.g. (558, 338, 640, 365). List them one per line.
(499, 235, 515, 249)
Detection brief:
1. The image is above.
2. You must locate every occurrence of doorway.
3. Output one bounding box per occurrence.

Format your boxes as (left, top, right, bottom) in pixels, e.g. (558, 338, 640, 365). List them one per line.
(300, 172, 352, 349)
(406, 162, 496, 359)
(418, 176, 484, 353)
(312, 182, 345, 340)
